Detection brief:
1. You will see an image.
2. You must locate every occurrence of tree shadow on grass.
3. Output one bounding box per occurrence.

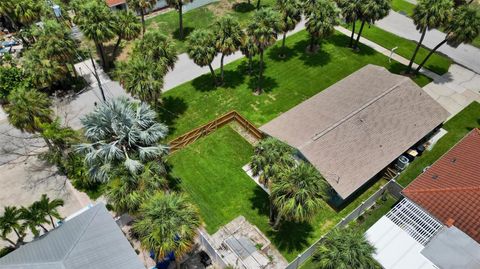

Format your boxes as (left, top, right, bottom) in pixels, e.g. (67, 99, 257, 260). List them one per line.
(247, 75, 279, 93)
(220, 69, 247, 89)
(325, 33, 376, 56)
(158, 96, 188, 133)
(249, 187, 270, 216)
(191, 73, 219, 92)
(267, 220, 314, 255)
(267, 45, 299, 62)
(294, 39, 332, 67)
(232, 2, 255, 13)
(172, 27, 195, 41)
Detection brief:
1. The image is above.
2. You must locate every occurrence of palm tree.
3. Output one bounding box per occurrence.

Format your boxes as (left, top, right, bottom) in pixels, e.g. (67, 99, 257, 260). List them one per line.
(76, 97, 169, 182)
(276, 0, 302, 57)
(133, 30, 178, 71)
(247, 8, 283, 93)
(336, 0, 361, 47)
(313, 228, 378, 269)
(5, 87, 52, 134)
(353, 0, 390, 50)
(213, 16, 244, 84)
(186, 29, 218, 85)
(126, 0, 157, 34)
(133, 193, 201, 268)
(240, 35, 259, 74)
(36, 194, 64, 228)
(112, 10, 142, 59)
(270, 162, 329, 229)
(0, 206, 25, 248)
(105, 162, 168, 215)
(74, 0, 115, 68)
(414, 4, 478, 74)
(407, 0, 453, 73)
(165, 0, 194, 39)
(11, 0, 43, 27)
(117, 56, 166, 107)
(305, 0, 340, 53)
(22, 49, 66, 89)
(19, 204, 50, 237)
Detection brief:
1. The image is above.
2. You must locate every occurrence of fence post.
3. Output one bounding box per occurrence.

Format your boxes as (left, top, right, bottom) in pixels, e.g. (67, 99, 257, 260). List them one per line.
(295, 254, 302, 269)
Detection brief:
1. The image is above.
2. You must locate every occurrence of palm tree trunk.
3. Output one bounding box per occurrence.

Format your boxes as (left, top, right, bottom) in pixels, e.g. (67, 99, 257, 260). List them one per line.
(349, 20, 356, 47)
(39, 224, 49, 233)
(354, 20, 366, 49)
(256, 0, 261, 9)
(3, 237, 17, 248)
(179, 4, 184, 39)
(272, 214, 282, 230)
(208, 63, 217, 85)
(141, 9, 146, 35)
(407, 28, 426, 73)
(248, 55, 253, 73)
(49, 214, 56, 228)
(258, 50, 264, 93)
(269, 198, 275, 224)
(175, 260, 181, 269)
(309, 35, 316, 52)
(280, 31, 287, 57)
(112, 37, 123, 59)
(415, 39, 447, 74)
(42, 137, 54, 151)
(220, 53, 225, 84)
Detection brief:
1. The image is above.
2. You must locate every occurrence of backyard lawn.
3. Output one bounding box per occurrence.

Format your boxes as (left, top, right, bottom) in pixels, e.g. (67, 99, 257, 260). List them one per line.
(397, 101, 480, 187)
(160, 30, 431, 140)
(168, 125, 389, 261)
(348, 22, 453, 75)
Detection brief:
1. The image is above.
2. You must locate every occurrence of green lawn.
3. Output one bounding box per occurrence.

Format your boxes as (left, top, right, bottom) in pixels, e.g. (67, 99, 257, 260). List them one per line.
(145, 0, 275, 53)
(300, 194, 397, 269)
(348, 22, 453, 75)
(397, 101, 480, 187)
(161, 30, 430, 140)
(169, 125, 389, 261)
(391, 0, 415, 17)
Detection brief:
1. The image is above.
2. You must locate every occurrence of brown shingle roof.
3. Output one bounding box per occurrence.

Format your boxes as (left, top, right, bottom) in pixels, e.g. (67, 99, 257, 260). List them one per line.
(403, 129, 480, 243)
(260, 65, 449, 199)
(105, 0, 126, 7)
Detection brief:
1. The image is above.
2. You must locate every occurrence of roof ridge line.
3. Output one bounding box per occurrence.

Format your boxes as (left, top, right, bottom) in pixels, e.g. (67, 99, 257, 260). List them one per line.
(300, 76, 409, 148)
(61, 205, 101, 264)
(405, 185, 480, 194)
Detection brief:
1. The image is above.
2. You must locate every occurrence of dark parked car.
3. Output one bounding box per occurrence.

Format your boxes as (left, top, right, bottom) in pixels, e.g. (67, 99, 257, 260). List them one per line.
(199, 251, 212, 267)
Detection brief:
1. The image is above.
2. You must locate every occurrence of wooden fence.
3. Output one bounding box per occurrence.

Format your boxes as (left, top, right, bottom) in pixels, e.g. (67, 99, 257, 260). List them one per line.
(169, 111, 264, 152)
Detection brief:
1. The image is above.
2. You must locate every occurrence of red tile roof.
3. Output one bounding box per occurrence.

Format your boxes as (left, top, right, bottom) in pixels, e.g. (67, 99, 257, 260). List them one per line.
(403, 129, 480, 243)
(105, 0, 126, 7)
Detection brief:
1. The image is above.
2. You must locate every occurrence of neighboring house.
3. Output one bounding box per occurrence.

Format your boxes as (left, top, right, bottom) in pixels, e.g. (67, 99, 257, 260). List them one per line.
(105, 0, 168, 13)
(260, 65, 449, 201)
(0, 203, 145, 269)
(366, 129, 480, 269)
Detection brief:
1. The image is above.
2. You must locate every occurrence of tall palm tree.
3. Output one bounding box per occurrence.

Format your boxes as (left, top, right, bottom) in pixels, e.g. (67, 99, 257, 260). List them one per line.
(74, 0, 115, 69)
(133, 30, 178, 71)
(36, 194, 64, 228)
(240, 35, 259, 74)
(76, 97, 169, 182)
(414, 4, 478, 74)
(247, 8, 283, 94)
(126, 0, 157, 34)
(336, 0, 361, 47)
(165, 0, 194, 39)
(0, 206, 25, 248)
(270, 162, 329, 229)
(106, 162, 168, 215)
(5, 87, 52, 134)
(276, 0, 302, 57)
(11, 0, 43, 27)
(22, 49, 66, 89)
(186, 29, 218, 85)
(407, 0, 453, 73)
(305, 0, 340, 53)
(117, 56, 166, 107)
(353, 0, 390, 50)
(20, 204, 50, 237)
(313, 228, 378, 269)
(112, 10, 142, 59)
(133, 193, 201, 268)
(213, 16, 244, 84)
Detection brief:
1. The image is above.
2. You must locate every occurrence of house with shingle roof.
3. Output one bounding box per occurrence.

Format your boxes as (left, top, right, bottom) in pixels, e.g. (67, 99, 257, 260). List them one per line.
(365, 129, 480, 269)
(260, 64, 449, 200)
(0, 203, 145, 269)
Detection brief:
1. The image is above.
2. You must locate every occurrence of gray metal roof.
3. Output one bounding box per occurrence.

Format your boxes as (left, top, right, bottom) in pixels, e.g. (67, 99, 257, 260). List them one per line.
(0, 203, 145, 269)
(421, 226, 480, 269)
(260, 65, 449, 199)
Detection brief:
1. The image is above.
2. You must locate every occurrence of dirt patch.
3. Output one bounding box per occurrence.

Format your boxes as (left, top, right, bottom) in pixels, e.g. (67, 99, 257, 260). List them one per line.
(207, 0, 240, 17)
(231, 122, 260, 145)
